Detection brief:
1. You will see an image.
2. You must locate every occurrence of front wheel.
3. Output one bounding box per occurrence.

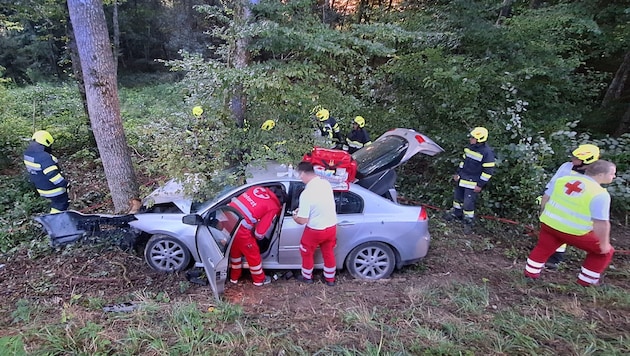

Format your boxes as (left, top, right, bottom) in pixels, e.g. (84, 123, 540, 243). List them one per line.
(144, 234, 191, 273)
(345, 242, 395, 280)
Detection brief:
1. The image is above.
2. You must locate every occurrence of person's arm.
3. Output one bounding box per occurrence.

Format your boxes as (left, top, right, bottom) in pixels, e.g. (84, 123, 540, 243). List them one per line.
(539, 194, 550, 214)
(292, 208, 308, 225)
(592, 219, 611, 254)
(254, 208, 279, 240)
(476, 148, 496, 191)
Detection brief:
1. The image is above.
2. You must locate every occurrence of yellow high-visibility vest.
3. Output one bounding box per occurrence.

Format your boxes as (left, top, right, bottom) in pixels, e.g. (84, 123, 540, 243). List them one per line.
(540, 174, 605, 235)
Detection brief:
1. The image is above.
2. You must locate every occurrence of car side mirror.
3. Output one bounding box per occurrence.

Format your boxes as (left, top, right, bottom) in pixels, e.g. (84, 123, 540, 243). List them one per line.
(182, 214, 204, 225)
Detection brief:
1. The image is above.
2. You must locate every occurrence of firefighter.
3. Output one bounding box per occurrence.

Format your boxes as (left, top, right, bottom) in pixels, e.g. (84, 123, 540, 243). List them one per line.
(345, 116, 371, 154)
(228, 185, 287, 286)
(314, 107, 344, 148)
(541, 144, 600, 270)
(524, 160, 616, 286)
(23, 130, 69, 213)
(443, 127, 496, 234)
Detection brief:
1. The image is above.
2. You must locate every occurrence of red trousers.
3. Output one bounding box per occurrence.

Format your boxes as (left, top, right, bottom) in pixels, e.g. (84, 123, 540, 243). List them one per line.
(524, 223, 614, 286)
(229, 226, 265, 284)
(299, 225, 337, 282)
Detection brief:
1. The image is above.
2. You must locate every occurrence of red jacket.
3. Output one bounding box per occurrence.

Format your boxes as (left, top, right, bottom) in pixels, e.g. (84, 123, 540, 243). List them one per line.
(228, 186, 282, 239)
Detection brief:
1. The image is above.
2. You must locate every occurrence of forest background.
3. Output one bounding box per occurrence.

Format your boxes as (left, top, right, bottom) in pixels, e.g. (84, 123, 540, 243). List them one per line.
(1, 1, 630, 354)
(1, 0, 629, 249)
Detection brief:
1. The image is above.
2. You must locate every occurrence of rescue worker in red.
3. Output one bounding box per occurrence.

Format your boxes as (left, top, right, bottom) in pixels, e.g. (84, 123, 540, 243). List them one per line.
(443, 127, 496, 234)
(524, 160, 616, 287)
(540, 144, 600, 270)
(345, 116, 371, 154)
(292, 161, 338, 286)
(23, 130, 69, 213)
(228, 185, 286, 286)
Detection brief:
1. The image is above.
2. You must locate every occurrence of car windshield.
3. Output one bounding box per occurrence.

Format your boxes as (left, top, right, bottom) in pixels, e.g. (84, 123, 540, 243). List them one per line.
(353, 135, 408, 177)
(190, 168, 244, 213)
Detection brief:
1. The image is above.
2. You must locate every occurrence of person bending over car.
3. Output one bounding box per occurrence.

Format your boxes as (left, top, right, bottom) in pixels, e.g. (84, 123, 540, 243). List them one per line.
(228, 185, 286, 286)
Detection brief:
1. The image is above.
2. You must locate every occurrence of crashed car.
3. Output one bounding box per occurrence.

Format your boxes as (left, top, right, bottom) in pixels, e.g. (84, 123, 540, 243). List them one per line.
(36, 128, 443, 298)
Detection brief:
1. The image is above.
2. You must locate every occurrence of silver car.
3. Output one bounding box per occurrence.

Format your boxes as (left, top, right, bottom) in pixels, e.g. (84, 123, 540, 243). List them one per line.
(36, 129, 443, 298)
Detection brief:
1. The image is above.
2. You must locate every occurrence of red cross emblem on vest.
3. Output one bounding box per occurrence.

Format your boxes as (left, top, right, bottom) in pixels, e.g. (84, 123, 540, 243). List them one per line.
(563, 180, 584, 195)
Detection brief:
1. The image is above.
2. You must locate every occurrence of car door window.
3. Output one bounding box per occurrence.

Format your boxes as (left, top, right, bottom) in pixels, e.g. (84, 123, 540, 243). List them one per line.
(335, 191, 363, 214)
(202, 207, 243, 255)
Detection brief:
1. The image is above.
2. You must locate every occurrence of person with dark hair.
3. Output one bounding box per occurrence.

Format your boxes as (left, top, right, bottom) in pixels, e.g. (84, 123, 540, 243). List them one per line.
(292, 161, 338, 286)
(228, 185, 285, 286)
(525, 160, 616, 287)
(23, 130, 69, 213)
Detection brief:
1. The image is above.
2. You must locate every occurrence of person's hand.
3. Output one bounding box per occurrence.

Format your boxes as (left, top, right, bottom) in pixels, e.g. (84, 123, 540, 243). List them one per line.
(473, 185, 482, 193)
(599, 242, 612, 254)
(452, 174, 460, 182)
(292, 208, 299, 218)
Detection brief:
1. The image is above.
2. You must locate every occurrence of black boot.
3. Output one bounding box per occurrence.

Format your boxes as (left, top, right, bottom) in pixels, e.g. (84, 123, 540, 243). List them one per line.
(463, 217, 474, 234)
(545, 251, 565, 270)
(443, 209, 463, 222)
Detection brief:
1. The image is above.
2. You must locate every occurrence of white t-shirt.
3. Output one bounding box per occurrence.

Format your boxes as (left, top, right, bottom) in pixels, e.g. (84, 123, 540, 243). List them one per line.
(297, 176, 337, 230)
(544, 161, 574, 195)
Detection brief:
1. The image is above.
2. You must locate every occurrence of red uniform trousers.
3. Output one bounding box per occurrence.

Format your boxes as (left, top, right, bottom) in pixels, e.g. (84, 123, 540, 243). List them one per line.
(229, 225, 266, 284)
(299, 225, 337, 282)
(524, 223, 615, 286)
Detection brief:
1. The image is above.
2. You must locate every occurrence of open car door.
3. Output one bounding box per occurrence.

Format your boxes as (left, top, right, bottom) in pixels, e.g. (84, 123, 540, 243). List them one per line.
(184, 206, 243, 300)
(352, 128, 444, 199)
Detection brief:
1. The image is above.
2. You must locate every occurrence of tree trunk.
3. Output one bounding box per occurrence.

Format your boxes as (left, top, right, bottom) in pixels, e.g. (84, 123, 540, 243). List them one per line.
(602, 51, 630, 108)
(67, 0, 139, 213)
(231, 1, 251, 129)
(112, 0, 120, 73)
(614, 103, 630, 136)
(496, 0, 513, 26)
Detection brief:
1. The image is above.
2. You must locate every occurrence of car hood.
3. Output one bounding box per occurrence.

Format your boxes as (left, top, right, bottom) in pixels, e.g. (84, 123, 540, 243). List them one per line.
(352, 128, 444, 180)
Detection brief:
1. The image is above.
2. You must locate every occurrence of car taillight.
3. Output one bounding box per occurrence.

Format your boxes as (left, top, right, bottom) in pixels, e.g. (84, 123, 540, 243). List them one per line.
(418, 208, 427, 221)
(415, 135, 425, 144)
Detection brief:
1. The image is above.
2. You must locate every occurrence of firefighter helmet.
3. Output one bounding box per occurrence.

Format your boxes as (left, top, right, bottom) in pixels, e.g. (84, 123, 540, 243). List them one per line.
(572, 144, 600, 165)
(192, 106, 204, 118)
(32, 130, 54, 147)
(469, 127, 488, 143)
(353, 116, 365, 128)
(315, 108, 330, 121)
(261, 119, 275, 131)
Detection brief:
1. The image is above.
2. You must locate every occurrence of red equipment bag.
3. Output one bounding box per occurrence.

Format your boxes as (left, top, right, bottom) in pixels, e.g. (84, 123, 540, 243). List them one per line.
(302, 147, 357, 190)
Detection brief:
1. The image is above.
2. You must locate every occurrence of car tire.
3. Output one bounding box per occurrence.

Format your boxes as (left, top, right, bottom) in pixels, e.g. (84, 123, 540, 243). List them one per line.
(345, 242, 396, 280)
(144, 234, 191, 273)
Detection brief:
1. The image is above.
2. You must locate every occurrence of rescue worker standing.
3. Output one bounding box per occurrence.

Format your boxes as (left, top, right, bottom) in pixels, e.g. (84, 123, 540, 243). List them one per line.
(541, 144, 600, 270)
(443, 127, 496, 234)
(524, 160, 616, 287)
(314, 108, 344, 149)
(228, 185, 286, 286)
(345, 116, 371, 154)
(23, 130, 69, 213)
(292, 161, 338, 286)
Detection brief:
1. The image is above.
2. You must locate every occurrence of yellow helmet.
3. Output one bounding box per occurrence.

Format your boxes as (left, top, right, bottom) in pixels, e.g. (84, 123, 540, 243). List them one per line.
(32, 130, 54, 147)
(469, 127, 488, 143)
(572, 144, 599, 165)
(310, 105, 324, 115)
(192, 106, 204, 118)
(315, 108, 330, 121)
(353, 116, 365, 128)
(261, 119, 275, 131)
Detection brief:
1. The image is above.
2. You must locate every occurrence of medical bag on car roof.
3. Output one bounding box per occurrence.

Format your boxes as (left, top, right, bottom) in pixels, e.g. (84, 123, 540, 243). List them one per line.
(302, 147, 357, 190)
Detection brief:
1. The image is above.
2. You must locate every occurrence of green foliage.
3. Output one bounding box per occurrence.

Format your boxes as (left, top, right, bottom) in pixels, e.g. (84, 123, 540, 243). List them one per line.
(0, 336, 26, 356)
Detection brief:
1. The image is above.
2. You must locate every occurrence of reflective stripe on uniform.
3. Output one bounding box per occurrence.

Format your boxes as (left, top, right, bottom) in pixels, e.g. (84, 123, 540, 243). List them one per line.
(231, 198, 258, 225)
(458, 179, 477, 189)
(482, 162, 495, 168)
(480, 172, 492, 181)
(37, 187, 66, 197)
(525, 258, 544, 275)
(464, 148, 483, 161)
(578, 266, 600, 285)
(23, 159, 42, 170)
(555, 244, 567, 253)
(323, 265, 336, 279)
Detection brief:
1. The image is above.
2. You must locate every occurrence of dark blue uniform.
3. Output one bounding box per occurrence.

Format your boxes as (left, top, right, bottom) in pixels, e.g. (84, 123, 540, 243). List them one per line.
(23, 141, 69, 212)
(346, 127, 371, 154)
(452, 142, 496, 220)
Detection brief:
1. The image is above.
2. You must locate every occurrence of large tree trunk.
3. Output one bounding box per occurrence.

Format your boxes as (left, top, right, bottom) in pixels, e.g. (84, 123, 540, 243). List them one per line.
(67, 0, 139, 213)
(230, 1, 252, 129)
(602, 51, 630, 107)
(615, 104, 630, 136)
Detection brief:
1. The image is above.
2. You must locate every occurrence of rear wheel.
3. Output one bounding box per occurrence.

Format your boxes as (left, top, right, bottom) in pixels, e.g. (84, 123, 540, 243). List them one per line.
(144, 234, 191, 272)
(345, 242, 395, 280)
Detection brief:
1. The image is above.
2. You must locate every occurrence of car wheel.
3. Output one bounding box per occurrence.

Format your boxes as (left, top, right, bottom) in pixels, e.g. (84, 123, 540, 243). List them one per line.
(345, 242, 395, 280)
(144, 234, 191, 273)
